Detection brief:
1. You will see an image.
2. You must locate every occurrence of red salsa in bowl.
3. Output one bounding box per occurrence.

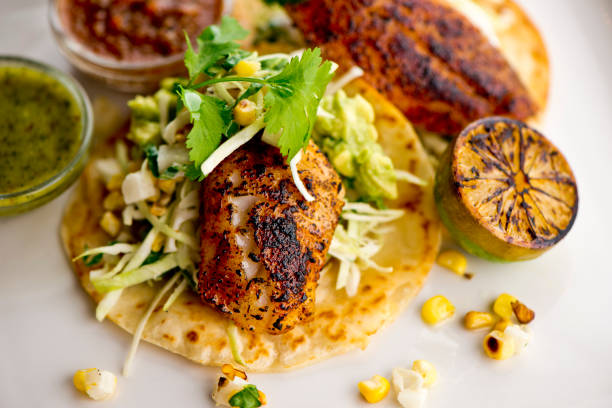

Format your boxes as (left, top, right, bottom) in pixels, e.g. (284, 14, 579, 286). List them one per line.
(49, 0, 223, 92)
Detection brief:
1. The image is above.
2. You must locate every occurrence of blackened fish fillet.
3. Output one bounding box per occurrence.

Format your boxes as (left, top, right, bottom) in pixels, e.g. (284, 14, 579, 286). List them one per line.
(198, 140, 344, 334)
(286, 0, 537, 135)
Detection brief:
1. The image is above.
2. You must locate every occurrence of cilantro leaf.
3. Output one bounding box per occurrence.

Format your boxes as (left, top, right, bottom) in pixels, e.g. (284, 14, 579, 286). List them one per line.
(142, 251, 163, 266)
(143, 144, 159, 177)
(228, 385, 262, 408)
(264, 48, 335, 160)
(159, 165, 180, 180)
(184, 163, 204, 181)
(83, 252, 103, 267)
(222, 49, 252, 71)
(180, 89, 232, 172)
(184, 16, 249, 80)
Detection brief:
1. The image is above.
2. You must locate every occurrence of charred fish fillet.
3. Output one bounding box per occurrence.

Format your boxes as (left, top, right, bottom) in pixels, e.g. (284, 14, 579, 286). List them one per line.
(198, 140, 344, 334)
(286, 0, 537, 135)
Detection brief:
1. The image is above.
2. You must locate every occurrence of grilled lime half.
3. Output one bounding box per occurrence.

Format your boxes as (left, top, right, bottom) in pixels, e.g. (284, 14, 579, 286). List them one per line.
(435, 117, 578, 262)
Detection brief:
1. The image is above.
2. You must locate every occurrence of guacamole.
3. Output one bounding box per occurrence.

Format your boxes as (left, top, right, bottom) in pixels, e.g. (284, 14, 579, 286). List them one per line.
(314, 90, 397, 202)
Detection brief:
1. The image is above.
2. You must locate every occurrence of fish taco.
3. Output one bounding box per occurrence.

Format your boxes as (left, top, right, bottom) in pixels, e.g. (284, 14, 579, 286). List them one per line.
(61, 18, 440, 373)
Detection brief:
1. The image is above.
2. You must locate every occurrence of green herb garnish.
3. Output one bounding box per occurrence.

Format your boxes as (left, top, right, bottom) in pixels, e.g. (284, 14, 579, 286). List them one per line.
(179, 17, 334, 179)
(184, 16, 249, 79)
(228, 385, 262, 408)
(181, 89, 232, 170)
(83, 252, 103, 267)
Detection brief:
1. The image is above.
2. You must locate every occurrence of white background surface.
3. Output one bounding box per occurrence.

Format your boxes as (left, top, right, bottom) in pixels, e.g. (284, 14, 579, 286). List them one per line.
(1, 0, 612, 407)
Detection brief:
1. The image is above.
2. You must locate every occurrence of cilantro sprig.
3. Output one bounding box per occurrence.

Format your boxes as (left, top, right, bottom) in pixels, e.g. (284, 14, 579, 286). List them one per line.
(184, 16, 249, 79)
(178, 17, 335, 179)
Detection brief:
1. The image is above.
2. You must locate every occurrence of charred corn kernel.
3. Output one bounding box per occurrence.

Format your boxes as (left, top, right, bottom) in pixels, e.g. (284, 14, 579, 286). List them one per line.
(464, 311, 496, 330)
(511, 300, 535, 324)
(358, 375, 390, 403)
(483, 330, 515, 360)
(234, 60, 261, 77)
(258, 390, 267, 405)
(494, 319, 512, 332)
(73, 368, 117, 400)
(437, 250, 467, 276)
(150, 202, 167, 217)
(421, 295, 455, 325)
(103, 191, 125, 211)
(106, 174, 124, 191)
(175, 133, 186, 143)
(411, 360, 437, 387)
(221, 364, 247, 381)
(100, 211, 121, 237)
(233, 99, 257, 126)
(157, 179, 177, 194)
(493, 293, 518, 320)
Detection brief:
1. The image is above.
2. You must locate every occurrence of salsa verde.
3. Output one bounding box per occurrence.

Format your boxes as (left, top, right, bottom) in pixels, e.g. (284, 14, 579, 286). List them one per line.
(0, 65, 82, 195)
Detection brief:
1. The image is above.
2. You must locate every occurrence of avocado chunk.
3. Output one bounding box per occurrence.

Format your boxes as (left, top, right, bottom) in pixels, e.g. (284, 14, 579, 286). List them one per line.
(127, 95, 161, 146)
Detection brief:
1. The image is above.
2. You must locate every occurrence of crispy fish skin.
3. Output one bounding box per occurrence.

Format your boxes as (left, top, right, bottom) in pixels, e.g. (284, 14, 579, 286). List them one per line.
(198, 140, 344, 334)
(286, 0, 537, 135)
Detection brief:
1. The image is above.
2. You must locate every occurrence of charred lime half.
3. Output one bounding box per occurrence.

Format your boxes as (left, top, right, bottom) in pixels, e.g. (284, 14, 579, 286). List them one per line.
(435, 117, 578, 262)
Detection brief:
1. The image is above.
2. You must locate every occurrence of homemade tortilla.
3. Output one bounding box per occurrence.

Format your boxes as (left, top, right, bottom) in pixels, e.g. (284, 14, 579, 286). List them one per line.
(61, 79, 441, 372)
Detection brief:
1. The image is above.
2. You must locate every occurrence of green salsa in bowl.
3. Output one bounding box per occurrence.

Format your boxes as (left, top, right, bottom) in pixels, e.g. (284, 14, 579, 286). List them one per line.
(0, 56, 93, 215)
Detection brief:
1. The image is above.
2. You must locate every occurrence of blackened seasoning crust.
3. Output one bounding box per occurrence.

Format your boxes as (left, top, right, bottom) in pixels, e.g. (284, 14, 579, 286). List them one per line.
(286, 0, 537, 135)
(198, 140, 344, 334)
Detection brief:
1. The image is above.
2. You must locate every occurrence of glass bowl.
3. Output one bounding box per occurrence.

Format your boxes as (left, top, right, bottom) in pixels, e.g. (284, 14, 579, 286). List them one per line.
(0, 56, 93, 216)
(47, 0, 228, 93)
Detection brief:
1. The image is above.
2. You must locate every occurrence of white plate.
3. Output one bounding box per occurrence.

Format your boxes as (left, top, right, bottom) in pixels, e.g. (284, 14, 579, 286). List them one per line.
(1, 0, 611, 407)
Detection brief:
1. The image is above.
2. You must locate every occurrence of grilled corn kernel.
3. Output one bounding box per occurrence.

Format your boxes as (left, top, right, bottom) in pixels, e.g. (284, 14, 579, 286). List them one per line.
(151, 233, 165, 253)
(358, 375, 390, 403)
(437, 250, 467, 276)
(234, 60, 261, 77)
(511, 300, 535, 324)
(411, 360, 437, 388)
(221, 364, 247, 381)
(157, 179, 177, 194)
(233, 99, 257, 126)
(175, 133, 186, 143)
(103, 191, 125, 211)
(421, 295, 455, 325)
(464, 311, 496, 330)
(483, 330, 515, 360)
(494, 319, 512, 332)
(100, 211, 121, 237)
(258, 390, 267, 405)
(493, 293, 518, 320)
(150, 202, 167, 217)
(106, 174, 124, 191)
(73, 368, 117, 400)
